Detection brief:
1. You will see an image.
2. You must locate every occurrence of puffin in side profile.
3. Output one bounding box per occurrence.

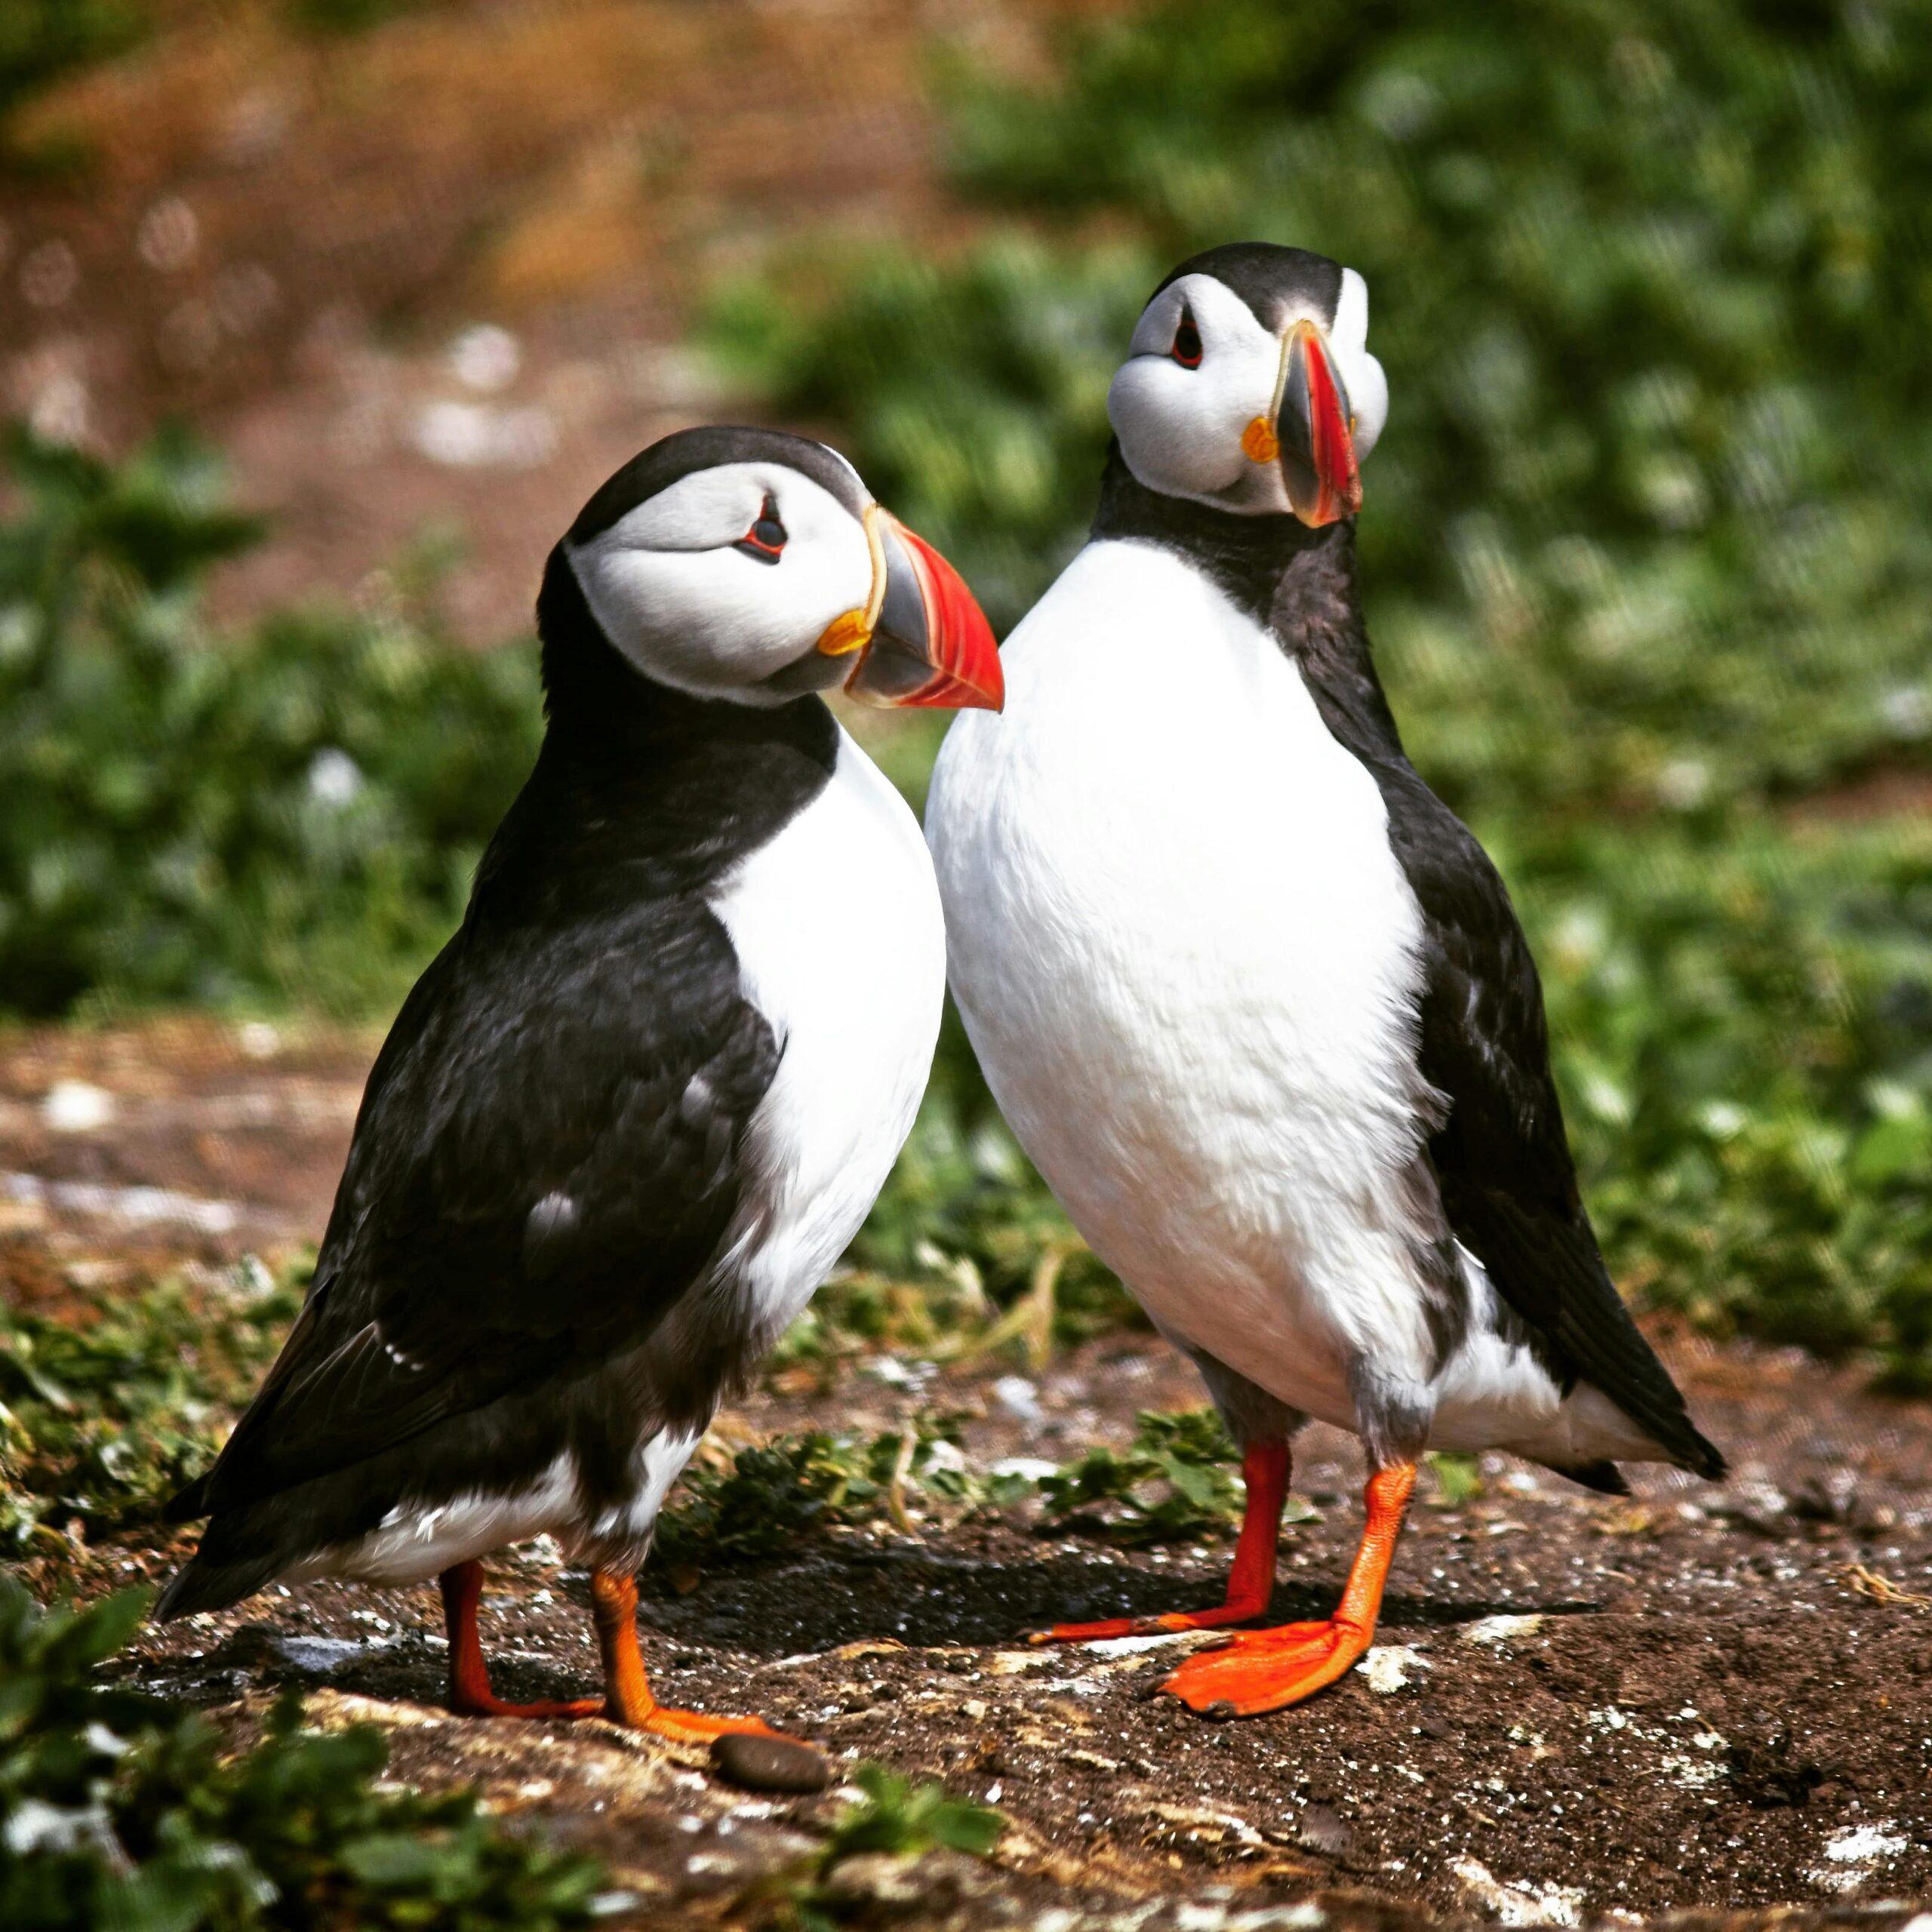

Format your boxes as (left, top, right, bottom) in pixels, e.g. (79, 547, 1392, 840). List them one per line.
(926, 244, 1722, 1718)
(159, 427, 1002, 1755)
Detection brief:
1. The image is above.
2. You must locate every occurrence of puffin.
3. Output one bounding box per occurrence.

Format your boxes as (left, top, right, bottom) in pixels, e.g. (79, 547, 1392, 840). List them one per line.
(925, 244, 1723, 1718)
(158, 426, 1002, 1756)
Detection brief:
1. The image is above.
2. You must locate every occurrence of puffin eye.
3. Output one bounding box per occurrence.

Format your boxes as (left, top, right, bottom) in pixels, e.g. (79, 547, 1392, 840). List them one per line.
(734, 494, 787, 563)
(1170, 307, 1203, 369)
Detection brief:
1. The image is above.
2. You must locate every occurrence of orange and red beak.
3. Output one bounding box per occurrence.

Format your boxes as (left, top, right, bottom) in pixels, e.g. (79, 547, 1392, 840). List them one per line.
(1244, 319, 1361, 528)
(820, 509, 1003, 712)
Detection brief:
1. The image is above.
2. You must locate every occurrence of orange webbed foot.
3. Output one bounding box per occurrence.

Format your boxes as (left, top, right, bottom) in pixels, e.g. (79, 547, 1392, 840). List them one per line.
(449, 1688, 605, 1721)
(1161, 1614, 1372, 1717)
(635, 1706, 782, 1746)
(1029, 1600, 1269, 1645)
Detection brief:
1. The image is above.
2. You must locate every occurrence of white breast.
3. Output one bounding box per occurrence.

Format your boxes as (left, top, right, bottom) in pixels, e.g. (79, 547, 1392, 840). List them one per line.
(928, 540, 1438, 1428)
(711, 722, 947, 1352)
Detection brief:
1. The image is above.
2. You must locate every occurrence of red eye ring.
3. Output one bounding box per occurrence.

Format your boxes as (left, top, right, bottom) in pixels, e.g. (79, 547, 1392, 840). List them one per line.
(1171, 308, 1203, 369)
(734, 492, 787, 563)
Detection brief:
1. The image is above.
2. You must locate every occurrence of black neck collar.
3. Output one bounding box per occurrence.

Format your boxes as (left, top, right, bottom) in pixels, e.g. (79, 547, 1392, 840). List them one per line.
(1090, 448, 1408, 768)
(1090, 448, 1339, 626)
(534, 545, 832, 763)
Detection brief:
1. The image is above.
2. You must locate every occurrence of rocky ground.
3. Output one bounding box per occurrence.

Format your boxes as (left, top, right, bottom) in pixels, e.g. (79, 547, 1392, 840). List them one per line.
(6, 1023, 1930, 1929)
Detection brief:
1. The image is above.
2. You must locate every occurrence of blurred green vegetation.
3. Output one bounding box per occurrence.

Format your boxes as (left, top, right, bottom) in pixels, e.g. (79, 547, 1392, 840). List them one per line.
(710, 0, 1932, 820)
(706, 0, 1932, 1383)
(0, 424, 540, 1019)
(0, 1583, 605, 1930)
(0, 0, 143, 136)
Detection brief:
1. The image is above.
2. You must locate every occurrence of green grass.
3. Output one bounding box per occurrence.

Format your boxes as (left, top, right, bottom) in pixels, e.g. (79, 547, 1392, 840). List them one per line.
(0, 1583, 605, 1930)
(1, 1257, 309, 1563)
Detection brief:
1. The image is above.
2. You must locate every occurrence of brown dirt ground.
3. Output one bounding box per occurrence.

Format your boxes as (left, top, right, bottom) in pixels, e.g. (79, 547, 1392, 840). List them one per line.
(7, 1024, 1931, 1929)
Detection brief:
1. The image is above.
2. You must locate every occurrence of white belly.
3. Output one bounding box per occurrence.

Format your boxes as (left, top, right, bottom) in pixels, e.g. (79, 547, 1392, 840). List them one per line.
(712, 721, 947, 1352)
(928, 540, 1439, 1429)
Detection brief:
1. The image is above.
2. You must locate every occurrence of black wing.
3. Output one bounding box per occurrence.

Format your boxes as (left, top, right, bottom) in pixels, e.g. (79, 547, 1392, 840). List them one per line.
(1381, 764, 1724, 1477)
(174, 902, 777, 1521)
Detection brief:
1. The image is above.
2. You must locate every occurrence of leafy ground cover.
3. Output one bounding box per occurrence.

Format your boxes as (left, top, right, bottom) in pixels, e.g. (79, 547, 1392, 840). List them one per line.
(0, 424, 540, 1020)
(0, 1583, 606, 1930)
(0, 1256, 305, 1561)
(1, 1577, 1009, 1932)
(84, 1310, 1932, 1928)
(0, 1230, 1223, 1594)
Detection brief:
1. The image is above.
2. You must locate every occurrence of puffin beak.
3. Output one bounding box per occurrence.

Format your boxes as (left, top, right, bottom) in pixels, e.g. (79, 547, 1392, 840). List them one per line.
(1243, 320, 1362, 528)
(821, 509, 1004, 712)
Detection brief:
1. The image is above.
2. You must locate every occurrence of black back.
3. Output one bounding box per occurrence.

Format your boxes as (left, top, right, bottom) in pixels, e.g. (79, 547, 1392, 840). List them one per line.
(1093, 454, 1724, 1479)
(161, 549, 839, 1583)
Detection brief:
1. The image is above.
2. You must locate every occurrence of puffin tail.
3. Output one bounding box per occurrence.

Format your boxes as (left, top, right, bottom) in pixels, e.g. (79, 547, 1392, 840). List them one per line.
(152, 1546, 280, 1623)
(1675, 1420, 1727, 1484)
(1545, 1459, 1631, 1497)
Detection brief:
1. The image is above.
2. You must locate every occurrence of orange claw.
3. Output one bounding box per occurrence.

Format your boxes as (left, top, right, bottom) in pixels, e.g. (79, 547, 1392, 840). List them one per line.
(1032, 1439, 1293, 1644)
(1162, 1460, 1416, 1718)
(638, 1706, 778, 1746)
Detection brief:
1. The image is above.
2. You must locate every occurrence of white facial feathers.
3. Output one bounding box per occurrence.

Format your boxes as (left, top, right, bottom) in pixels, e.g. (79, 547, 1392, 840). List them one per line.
(1108, 264, 1389, 511)
(1111, 275, 1287, 510)
(1331, 267, 1388, 464)
(567, 462, 871, 703)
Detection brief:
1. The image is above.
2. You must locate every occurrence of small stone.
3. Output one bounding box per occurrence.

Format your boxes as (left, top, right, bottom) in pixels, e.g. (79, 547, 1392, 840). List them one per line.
(1460, 1614, 1545, 1648)
(1358, 1644, 1430, 1694)
(709, 1732, 832, 1795)
(1297, 1802, 1351, 1859)
(42, 1081, 115, 1133)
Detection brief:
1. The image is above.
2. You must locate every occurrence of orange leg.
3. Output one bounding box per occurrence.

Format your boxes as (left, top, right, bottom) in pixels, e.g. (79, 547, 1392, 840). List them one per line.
(1032, 1440, 1292, 1643)
(1161, 1460, 1416, 1718)
(587, 1570, 788, 1746)
(439, 1561, 808, 1747)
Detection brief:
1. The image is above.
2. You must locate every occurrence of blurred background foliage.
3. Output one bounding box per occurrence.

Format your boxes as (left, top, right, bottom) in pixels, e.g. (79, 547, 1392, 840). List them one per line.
(0, 424, 538, 1017)
(711, 0, 1932, 818)
(0, 0, 1927, 1386)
